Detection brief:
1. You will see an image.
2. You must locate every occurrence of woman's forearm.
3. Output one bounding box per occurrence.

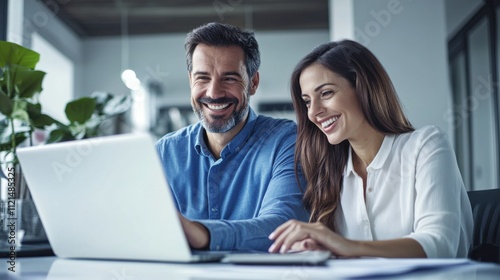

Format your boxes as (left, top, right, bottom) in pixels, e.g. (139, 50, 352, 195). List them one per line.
(348, 238, 427, 258)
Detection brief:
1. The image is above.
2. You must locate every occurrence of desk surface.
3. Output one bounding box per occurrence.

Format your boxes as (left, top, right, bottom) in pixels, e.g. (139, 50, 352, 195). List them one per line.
(1, 256, 500, 280)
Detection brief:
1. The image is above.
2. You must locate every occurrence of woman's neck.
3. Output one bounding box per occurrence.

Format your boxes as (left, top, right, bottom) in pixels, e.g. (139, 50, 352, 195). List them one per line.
(349, 127, 385, 171)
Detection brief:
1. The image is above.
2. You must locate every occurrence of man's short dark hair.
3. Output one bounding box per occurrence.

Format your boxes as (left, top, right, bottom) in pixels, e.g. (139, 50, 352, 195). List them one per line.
(185, 22, 261, 78)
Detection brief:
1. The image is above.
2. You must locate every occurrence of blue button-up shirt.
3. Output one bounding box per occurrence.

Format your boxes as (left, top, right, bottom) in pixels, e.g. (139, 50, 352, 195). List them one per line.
(156, 108, 309, 251)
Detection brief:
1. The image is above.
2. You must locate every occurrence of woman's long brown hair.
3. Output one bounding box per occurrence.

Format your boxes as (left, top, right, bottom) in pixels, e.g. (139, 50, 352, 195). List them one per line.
(290, 40, 414, 231)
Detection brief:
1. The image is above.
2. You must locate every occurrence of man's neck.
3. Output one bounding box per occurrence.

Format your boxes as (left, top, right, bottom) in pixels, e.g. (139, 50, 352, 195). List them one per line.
(204, 116, 248, 160)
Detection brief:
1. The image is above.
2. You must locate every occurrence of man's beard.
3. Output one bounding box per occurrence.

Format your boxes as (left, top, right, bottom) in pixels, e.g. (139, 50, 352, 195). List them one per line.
(193, 94, 249, 133)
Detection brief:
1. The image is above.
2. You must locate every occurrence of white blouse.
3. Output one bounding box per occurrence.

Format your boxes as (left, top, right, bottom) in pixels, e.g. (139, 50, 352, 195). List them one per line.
(336, 125, 473, 258)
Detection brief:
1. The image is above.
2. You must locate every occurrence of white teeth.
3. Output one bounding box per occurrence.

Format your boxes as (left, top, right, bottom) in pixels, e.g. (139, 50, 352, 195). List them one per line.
(321, 116, 339, 128)
(207, 103, 229, 110)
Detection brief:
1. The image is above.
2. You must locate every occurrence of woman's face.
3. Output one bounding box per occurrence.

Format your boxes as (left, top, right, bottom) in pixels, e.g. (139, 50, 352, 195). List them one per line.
(299, 63, 368, 145)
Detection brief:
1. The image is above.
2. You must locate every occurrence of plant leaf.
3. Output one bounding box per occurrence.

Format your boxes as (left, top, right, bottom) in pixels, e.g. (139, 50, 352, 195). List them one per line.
(11, 100, 30, 123)
(31, 113, 57, 128)
(103, 94, 133, 116)
(0, 165, 5, 179)
(0, 131, 28, 152)
(91, 91, 114, 115)
(45, 129, 65, 143)
(68, 122, 87, 139)
(0, 40, 40, 69)
(65, 97, 96, 124)
(0, 64, 13, 98)
(11, 108, 30, 123)
(26, 102, 42, 118)
(45, 126, 77, 144)
(11, 65, 46, 99)
(0, 118, 9, 144)
(0, 90, 13, 116)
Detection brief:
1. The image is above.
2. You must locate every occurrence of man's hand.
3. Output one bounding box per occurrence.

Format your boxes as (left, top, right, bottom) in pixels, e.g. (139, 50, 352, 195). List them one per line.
(177, 212, 210, 250)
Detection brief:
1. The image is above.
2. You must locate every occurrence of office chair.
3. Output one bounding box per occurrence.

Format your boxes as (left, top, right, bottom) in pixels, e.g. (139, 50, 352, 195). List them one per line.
(467, 188, 500, 263)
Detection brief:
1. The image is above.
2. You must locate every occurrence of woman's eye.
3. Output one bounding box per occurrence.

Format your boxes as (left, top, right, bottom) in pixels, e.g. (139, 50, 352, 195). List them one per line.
(303, 100, 311, 107)
(321, 90, 334, 98)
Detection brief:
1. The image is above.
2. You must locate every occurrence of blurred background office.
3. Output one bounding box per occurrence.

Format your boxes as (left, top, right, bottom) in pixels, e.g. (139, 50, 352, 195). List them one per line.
(0, 0, 497, 191)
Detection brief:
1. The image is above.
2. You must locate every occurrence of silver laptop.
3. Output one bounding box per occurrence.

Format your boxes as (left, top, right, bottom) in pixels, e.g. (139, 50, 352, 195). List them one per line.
(17, 133, 330, 264)
(17, 133, 223, 262)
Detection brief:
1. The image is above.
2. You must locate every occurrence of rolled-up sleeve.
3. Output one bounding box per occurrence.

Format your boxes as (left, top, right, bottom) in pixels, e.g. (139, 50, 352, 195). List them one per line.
(338, 126, 472, 258)
(406, 127, 472, 258)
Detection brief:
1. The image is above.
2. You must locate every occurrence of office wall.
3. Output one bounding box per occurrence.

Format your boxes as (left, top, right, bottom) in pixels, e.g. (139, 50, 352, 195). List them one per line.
(82, 33, 187, 104)
(81, 30, 330, 109)
(350, 0, 452, 139)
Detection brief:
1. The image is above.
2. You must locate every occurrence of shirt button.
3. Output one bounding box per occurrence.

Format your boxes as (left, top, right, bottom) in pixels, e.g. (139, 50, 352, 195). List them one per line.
(367, 187, 373, 193)
(211, 207, 218, 212)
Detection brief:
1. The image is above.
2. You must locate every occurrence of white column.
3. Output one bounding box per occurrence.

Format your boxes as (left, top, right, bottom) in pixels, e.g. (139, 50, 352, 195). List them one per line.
(329, 0, 355, 41)
(7, 0, 23, 45)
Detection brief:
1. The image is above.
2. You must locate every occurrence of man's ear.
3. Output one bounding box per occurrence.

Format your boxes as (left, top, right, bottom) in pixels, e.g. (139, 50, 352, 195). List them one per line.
(250, 72, 260, 96)
(188, 72, 192, 85)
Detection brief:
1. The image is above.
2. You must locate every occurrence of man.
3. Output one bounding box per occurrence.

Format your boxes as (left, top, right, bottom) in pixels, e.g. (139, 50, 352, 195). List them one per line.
(156, 22, 309, 252)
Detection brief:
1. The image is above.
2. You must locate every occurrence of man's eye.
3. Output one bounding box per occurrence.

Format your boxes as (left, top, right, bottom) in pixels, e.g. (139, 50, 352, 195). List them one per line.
(195, 76, 210, 81)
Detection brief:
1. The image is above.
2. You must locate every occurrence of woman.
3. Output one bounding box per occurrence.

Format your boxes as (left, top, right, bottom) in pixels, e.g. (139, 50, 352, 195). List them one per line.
(268, 40, 473, 258)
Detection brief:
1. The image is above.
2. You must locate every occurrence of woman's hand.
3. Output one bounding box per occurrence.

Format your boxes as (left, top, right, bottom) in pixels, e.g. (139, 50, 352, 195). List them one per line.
(268, 219, 427, 258)
(289, 238, 327, 251)
(268, 219, 358, 257)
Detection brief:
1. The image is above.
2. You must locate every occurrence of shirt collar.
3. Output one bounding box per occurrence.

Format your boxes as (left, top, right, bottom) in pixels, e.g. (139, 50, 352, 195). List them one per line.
(368, 134, 395, 170)
(194, 108, 258, 158)
(345, 146, 355, 177)
(344, 134, 395, 176)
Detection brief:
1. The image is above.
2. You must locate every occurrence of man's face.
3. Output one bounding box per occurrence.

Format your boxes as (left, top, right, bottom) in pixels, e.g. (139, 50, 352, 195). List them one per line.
(189, 44, 258, 133)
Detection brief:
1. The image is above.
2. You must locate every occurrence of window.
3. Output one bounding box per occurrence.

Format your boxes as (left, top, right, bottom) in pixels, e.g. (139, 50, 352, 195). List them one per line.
(0, 0, 6, 41)
(448, 0, 500, 190)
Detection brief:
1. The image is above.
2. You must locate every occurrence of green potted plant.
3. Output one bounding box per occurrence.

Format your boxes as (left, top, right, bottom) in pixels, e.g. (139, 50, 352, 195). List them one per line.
(0, 40, 132, 243)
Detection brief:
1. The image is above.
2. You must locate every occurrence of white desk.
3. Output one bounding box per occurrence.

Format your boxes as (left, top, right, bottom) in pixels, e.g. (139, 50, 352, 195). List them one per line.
(1, 256, 500, 279)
